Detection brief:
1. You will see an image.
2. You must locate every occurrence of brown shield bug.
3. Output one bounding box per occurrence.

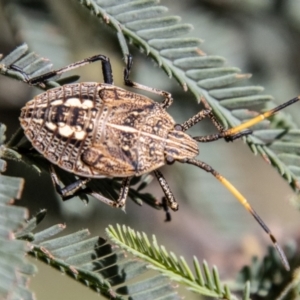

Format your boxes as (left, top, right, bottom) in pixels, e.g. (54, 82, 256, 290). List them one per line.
(11, 53, 299, 270)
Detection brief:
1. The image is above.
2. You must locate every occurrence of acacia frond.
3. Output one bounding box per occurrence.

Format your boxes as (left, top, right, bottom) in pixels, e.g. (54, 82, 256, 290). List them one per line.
(106, 224, 251, 300)
(16, 212, 182, 300)
(0, 43, 77, 89)
(14, 215, 253, 300)
(0, 124, 36, 300)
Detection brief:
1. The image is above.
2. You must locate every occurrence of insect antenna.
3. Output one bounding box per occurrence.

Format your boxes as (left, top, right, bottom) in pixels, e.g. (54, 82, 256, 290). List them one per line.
(185, 158, 290, 271)
(223, 96, 300, 137)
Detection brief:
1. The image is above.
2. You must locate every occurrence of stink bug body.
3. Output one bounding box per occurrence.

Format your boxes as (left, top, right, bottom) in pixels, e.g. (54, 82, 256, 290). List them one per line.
(20, 82, 197, 179)
(12, 53, 300, 270)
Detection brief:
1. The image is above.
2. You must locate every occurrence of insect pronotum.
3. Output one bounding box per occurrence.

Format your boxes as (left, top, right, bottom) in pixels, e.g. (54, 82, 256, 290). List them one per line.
(11, 53, 300, 271)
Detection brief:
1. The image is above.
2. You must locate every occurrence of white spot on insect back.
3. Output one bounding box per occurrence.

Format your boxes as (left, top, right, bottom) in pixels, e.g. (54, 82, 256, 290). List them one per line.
(65, 97, 81, 107)
(45, 122, 57, 131)
(34, 102, 48, 108)
(57, 125, 86, 140)
(74, 130, 86, 140)
(51, 99, 63, 106)
(33, 119, 43, 125)
(58, 125, 73, 137)
(82, 99, 94, 108)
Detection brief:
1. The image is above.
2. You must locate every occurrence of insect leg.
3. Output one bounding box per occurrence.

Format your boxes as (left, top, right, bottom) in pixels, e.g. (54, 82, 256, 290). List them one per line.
(51, 165, 132, 208)
(205, 110, 252, 141)
(185, 158, 290, 271)
(181, 108, 251, 141)
(123, 55, 173, 109)
(184, 97, 299, 142)
(154, 170, 179, 211)
(193, 130, 252, 143)
(50, 165, 91, 200)
(223, 96, 300, 138)
(115, 177, 132, 207)
(181, 109, 213, 131)
(11, 54, 114, 87)
(90, 177, 132, 208)
(194, 96, 299, 142)
(160, 197, 172, 222)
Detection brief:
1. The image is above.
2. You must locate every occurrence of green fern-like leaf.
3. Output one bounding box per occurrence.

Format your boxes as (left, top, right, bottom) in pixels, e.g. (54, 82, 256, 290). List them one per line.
(15, 214, 254, 300)
(0, 43, 78, 89)
(17, 211, 182, 300)
(106, 224, 251, 299)
(1, 3, 299, 300)
(0, 123, 36, 300)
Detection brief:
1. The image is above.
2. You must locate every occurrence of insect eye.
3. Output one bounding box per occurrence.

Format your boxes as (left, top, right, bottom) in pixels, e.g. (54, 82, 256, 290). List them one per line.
(174, 124, 183, 131)
(166, 155, 175, 165)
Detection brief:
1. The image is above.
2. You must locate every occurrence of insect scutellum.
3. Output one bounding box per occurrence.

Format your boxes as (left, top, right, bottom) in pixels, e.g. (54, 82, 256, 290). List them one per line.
(12, 52, 300, 271)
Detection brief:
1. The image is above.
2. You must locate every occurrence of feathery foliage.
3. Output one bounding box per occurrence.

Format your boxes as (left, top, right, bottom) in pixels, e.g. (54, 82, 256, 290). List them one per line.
(1, 1, 300, 300)
(0, 124, 36, 300)
(106, 224, 251, 300)
(17, 211, 179, 299)
(18, 211, 128, 299)
(16, 211, 252, 300)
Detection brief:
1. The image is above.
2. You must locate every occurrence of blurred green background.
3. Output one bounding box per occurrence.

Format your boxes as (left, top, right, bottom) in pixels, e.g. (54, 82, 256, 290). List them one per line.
(1, 0, 300, 299)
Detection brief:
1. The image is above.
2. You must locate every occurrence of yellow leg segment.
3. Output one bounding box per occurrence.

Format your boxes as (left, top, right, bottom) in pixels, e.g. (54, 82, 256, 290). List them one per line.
(186, 158, 290, 271)
(216, 174, 290, 271)
(224, 96, 300, 137)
